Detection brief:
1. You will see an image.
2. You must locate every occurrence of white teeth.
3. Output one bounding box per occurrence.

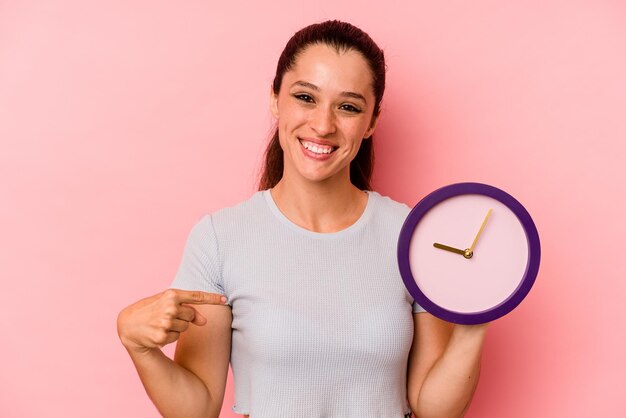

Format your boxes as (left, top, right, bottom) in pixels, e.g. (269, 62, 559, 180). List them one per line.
(300, 140, 334, 154)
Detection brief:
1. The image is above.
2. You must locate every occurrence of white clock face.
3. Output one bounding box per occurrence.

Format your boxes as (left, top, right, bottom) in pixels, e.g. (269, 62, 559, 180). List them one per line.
(408, 194, 529, 313)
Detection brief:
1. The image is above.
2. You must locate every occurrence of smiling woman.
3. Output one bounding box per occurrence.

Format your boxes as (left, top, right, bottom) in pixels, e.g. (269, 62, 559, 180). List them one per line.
(259, 21, 386, 193)
(268, 43, 379, 207)
(117, 20, 488, 418)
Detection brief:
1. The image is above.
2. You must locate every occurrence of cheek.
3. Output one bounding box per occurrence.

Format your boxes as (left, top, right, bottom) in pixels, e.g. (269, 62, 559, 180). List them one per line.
(344, 120, 370, 142)
(278, 105, 308, 131)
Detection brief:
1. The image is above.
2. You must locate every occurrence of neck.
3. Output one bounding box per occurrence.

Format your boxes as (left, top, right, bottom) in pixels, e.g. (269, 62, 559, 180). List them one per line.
(270, 175, 368, 233)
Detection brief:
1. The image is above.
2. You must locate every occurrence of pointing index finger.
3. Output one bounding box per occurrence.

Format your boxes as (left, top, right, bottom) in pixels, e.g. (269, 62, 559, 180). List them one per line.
(170, 289, 228, 305)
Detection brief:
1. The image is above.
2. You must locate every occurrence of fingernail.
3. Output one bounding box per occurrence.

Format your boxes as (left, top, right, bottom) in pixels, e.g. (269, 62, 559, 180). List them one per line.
(221, 296, 227, 303)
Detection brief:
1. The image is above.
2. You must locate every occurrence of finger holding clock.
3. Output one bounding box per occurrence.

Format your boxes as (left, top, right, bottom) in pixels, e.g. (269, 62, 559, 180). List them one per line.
(469, 208, 493, 252)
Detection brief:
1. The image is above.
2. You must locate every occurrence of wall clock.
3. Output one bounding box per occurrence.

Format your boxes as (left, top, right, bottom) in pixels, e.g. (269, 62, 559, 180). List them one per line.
(398, 182, 541, 325)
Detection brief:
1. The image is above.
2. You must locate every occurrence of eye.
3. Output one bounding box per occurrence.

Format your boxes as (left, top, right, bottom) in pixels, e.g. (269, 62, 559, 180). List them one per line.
(294, 93, 314, 103)
(340, 104, 361, 113)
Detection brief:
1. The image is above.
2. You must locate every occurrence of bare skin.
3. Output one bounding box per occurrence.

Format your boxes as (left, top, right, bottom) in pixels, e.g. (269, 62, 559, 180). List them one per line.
(117, 289, 231, 418)
(408, 316, 488, 417)
(268, 44, 379, 234)
(118, 43, 488, 418)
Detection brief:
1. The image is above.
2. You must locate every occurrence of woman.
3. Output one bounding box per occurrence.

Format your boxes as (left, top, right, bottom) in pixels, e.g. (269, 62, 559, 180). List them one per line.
(117, 20, 488, 418)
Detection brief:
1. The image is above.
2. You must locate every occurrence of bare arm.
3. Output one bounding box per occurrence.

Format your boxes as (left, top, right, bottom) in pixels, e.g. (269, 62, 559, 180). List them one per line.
(173, 302, 232, 417)
(117, 289, 231, 418)
(407, 313, 488, 418)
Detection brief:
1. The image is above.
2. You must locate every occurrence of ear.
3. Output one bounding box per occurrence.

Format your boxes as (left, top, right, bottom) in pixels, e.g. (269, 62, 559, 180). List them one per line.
(269, 84, 279, 119)
(364, 108, 381, 138)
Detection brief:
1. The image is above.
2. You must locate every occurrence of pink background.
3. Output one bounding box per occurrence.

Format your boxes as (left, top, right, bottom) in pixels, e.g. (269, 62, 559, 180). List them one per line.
(1, 1, 624, 417)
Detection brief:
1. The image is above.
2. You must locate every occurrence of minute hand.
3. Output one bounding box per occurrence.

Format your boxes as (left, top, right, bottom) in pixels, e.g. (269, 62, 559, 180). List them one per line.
(469, 209, 493, 252)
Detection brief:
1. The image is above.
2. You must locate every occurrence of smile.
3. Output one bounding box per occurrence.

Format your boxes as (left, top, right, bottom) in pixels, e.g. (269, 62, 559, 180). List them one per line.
(298, 139, 337, 155)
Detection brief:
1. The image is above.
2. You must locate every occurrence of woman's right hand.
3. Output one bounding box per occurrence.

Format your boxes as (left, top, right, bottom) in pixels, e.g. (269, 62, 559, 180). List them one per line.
(117, 289, 228, 354)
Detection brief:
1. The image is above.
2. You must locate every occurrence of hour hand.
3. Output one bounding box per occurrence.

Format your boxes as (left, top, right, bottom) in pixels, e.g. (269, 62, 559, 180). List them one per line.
(433, 242, 466, 256)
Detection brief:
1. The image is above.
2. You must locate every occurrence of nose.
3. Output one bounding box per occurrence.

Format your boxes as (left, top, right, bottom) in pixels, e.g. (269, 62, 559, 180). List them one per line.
(309, 105, 336, 136)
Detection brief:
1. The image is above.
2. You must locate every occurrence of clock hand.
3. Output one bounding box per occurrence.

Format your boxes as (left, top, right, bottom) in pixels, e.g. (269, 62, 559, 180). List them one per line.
(433, 243, 466, 256)
(435, 209, 492, 259)
(469, 208, 493, 252)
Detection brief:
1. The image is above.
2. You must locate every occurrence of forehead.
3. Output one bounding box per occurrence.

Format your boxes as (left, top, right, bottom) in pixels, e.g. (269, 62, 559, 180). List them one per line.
(285, 43, 374, 96)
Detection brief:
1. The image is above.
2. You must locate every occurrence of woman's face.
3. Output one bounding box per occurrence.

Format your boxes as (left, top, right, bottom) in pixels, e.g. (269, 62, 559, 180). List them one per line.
(270, 43, 379, 186)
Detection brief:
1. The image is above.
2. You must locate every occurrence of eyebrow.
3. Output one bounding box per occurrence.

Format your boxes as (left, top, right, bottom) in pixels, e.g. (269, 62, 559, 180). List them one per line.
(291, 81, 368, 104)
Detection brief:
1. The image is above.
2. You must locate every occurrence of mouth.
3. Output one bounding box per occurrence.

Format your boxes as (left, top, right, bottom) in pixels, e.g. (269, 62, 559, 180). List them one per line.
(298, 138, 338, 155)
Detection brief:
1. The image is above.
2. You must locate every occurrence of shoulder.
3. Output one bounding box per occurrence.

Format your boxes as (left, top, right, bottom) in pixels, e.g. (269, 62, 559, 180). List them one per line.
(180, 191, 267, 266)
(367, 190, 411, 220)
(183, 191, 266, 238)
(205, 190, 267, 225)
(188, 191, 269, 243)
(364, 191, 412, 238)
